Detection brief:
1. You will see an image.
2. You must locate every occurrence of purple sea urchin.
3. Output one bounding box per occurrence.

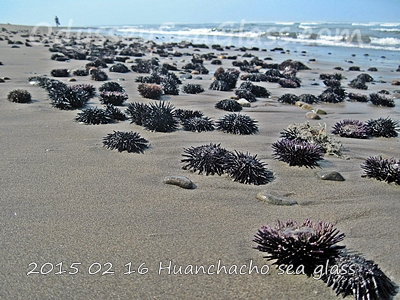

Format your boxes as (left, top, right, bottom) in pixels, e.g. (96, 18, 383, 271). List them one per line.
(323, 254, 397, 300)
(51, 68, 69, 77)
(181, 116, 215, 132)
(174, 109, 204, 122)
(215, 99, 242, 112)
(109, 63, 129, 73)
(181, 143, 230, 176)
(75, 107, 113, 125)
(103, 131, 149, 153)
(366, 117, 399, 138)
(125, 102, 149, 126)
(209, 80, 231, 91)
(216, 113, 258, 135)
(235, 89, 257, 102)
(238, 81, 271, 98)
(361, 156, 400, 185)
(253, 219, 345, 276)
(224, 150, 273, 185)
(104, 104, 127, 121)
(347, 93, 369, 102)
(272, 139, 325, 168)
(332, 119, 368, 139)
(7, 89, 31, 103)
(91, 69, 108, 81)
(49, 86, 90, 110)
(298, 93, 319, 104)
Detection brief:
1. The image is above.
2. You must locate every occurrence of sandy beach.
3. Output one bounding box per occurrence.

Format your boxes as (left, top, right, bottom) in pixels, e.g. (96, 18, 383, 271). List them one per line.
(0, 23, 399, 299)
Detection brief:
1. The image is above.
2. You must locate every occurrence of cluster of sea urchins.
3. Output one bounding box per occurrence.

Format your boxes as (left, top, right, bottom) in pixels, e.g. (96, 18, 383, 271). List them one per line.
(181, 117, 215, 132)
(216, 113, 258, 135)
(272, 139, 325, 168)
(361, 156, 400, 185)
(322, 253, 397, 300)
(102, 131, 149, 153)
(181, 143, 273, 185)
(253, 219, 346, 276)
(331, 119, 369, 139)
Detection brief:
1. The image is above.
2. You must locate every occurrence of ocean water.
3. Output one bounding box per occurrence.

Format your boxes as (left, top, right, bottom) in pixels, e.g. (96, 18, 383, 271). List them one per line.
(79, 21, 400, 65)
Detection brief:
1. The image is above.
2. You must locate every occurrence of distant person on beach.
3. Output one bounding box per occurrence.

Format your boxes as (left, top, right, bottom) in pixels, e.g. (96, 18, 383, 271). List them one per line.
(55, 16, 60, 27)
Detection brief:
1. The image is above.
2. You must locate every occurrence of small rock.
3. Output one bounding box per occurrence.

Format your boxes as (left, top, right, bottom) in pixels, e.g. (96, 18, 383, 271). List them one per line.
(256, 191, 298, 206)
(314, 108, 327, 115)
(236, 98, 251, 107)
(191, 70, 199, 75)
(3, 76, 10, 80)
(117, 78, 125, 81)
(0, 78, 4, 83)
(391, 79, 400, 86)
(301, 104, 313, 111)
(193, 76, 203, 80)
(68, 78, 76, 82)
(163, 176, 195, 189)
(306, 112, 320, 119)
(317, 171, 345, 181)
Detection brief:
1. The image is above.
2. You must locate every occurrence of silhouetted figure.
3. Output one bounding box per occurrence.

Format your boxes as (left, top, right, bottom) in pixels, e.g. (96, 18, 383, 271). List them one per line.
(55, 16, 60, 27)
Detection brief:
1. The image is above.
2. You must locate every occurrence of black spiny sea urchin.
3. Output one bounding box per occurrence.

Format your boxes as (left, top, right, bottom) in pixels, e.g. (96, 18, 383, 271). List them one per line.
(369, 93, 395, 107)
(278, 93, 299, 105)
(181, 117, 215, 132)
(332, 119, 369, 139)
(224, 150, 274, 185)
(361, 156, 400, 185)
(75, 107, 113, 125)
(7, 89, 32, 103)
(272, 139, 325, 168)
(142, 101, 178, 132)
(182, 83, 205, 94)
(323, 254, 397, 300)
(173, 109, 204, 122)
(215, 99, 242, 112)
(366, 117, 399, 138)
(216, 113, 258, 135)
(181, 143, 230, 176)
(99, 91, 129, 106)
(253, 219, 346, 276)
(103, 131, 149, 153)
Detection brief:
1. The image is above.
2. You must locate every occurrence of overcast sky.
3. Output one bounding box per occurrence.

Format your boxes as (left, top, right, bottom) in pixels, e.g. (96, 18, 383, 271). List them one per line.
(1, 0, 399, 26)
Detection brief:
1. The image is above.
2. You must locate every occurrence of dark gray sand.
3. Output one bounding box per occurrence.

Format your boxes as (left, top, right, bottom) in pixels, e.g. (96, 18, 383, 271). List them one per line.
(1, 24, 399, 299)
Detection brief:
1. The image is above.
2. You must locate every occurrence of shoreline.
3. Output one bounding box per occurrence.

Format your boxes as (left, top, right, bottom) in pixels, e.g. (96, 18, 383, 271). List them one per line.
(1, 23, 399, 299)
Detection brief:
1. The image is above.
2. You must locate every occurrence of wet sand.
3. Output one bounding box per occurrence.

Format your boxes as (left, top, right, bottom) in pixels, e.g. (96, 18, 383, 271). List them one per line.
(0, 23, 399, 299)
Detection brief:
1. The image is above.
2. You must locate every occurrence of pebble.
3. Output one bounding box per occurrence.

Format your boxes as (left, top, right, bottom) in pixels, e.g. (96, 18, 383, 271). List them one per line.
(317, 171, 345, 181)
(305, 112, 320, 120)
(68, 78, 76, 82)
(0, 78, 4, 83)
(191, 70, 199, 75)
(314, 108, 327, 115)
(301, 104, 313, 111)
(236, 98, 251, 107)
(180, 73, 192, 80)
(117, 78, 125, 81)
(391, 79, 400, 86)
(256, 191, 298, 206)
(163, 176, 196, 189)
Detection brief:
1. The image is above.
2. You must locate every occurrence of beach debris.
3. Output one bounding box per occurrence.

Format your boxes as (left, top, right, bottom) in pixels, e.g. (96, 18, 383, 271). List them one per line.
(138, 83, 162, 99)
(181, 143, 230, 176)
(256, 191, 297, 205)
(366, 117, 399, 138)
(181, 117, 215, 132)
(163, 176, 195, 189)
(224, 151, 274, 185)
(280, 122, 342, 156)
(7, 89, 31, 103)
(102, 131, 149, 153)
(215, 99, 242, 112)
(361, 156, 400, 185)
(272, 139, 325, 168)
(317, 171, 345, 181)
(322, 254, 397, 300)
(331, 119, 369, 139)
(75, 107, 113, 125)
(181, 83, 204, 94)
(253, 219, 345, 276)
(369, 93, 395, 107)
(216, 113, 258, 135)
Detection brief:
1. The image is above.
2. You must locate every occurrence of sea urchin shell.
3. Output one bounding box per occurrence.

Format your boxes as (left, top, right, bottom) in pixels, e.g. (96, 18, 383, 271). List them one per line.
(253, 219, 346, 276)
(103, 131, 149, 153)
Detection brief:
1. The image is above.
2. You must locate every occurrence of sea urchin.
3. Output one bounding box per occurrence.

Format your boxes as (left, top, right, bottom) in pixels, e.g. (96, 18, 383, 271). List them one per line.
(216, 113, 258, 135)
(103, 131, 149, 153)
